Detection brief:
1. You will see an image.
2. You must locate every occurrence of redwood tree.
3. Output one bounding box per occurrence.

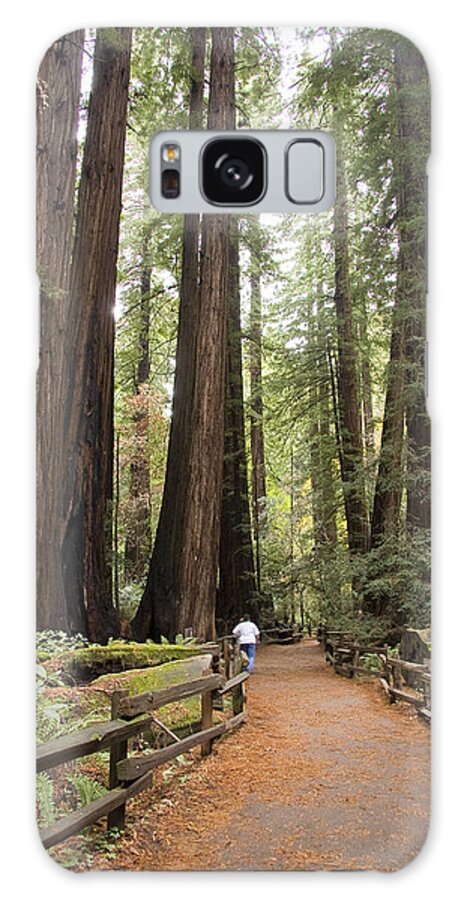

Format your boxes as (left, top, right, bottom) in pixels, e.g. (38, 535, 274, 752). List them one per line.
(124, 227, 153, 582)
(218, 220, 257, 628)
(331, 35, 369, 556)
(248, 218, 267, 593)
(370, 293, 406, 549)
(61, 28, 132, 641)
(36, 31, 84, 632)
(394, 39, 430, 535)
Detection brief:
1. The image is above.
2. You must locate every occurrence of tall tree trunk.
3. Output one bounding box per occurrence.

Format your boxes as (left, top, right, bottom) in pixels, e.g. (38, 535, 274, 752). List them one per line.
(248, 219, 267, 592)
(36, 31, 84, 632)
(393, 40, 430, 534)
(124, 229, 153, 582)
(331, 41, 369, 556)
(370, 294, 406, 548)
(358, 304, 375, 462)
(130, 27, 206, 642)
(307, 280, 324, 550)
(365, 291, 407, 618)
(333, 175, 369, 553)
(308, 271, 340, 611)
(61, 28, 132, 642)
(218, 221, 257, 629)
(289, 445, 296, 625)
(132, 27, 234, 642)
(315, 287, 338, 550)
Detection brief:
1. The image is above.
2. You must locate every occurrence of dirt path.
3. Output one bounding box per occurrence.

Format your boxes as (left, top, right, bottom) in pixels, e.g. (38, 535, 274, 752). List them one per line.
(107, 640, 430, 872)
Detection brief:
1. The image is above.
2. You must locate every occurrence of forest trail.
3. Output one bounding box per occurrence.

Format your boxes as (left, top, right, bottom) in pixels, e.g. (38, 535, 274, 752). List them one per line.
(103, 640, 430, 872)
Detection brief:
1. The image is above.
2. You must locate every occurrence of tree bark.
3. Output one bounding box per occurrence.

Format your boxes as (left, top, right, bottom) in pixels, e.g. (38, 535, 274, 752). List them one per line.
(358, 305, 375, 462)
(61, 28, 132, 642)
(132, 28, 235, 642)
(124, 229, 153, 582)
(315, 287, 338, 551)
(248, 218, 267, 593)
(306, 265, 340, 611)
(370, 293, 406, 548)
(218, 220, 257, 629)
(36, 31, 84, 632)
(393, 40, 430, 533)
(331, 44, 369, 556)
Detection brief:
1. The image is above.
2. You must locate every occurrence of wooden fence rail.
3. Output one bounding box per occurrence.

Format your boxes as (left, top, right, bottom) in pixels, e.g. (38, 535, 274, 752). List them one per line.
(317, 626, 431, 723)
(261, 626, 304, 644)
(37, 645, 248, 850)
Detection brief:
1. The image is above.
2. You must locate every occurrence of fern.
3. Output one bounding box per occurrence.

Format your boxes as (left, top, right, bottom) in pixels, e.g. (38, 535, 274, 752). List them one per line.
(360, 653, 383, 672)
(36, 773, 56, 828)
(67, 773, 107, 807)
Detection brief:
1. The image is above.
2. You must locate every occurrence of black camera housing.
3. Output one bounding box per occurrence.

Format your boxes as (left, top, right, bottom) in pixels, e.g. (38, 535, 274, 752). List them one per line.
(201, 138, 266, 206)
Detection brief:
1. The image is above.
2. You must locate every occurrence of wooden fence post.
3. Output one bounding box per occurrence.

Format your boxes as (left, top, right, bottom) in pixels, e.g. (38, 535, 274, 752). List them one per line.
(201, 689, 214, 756)
(233, 640, 241, 673)
(108, 690, 130, 832)
(392, 661, 402, 691)
(422, 673, 431, 712)
(211, 644, 221, 675)
(223, 639, 231, 680)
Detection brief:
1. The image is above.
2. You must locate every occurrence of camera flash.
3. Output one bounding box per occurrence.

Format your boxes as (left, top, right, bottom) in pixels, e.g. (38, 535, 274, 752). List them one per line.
(162, 143, 180, 163)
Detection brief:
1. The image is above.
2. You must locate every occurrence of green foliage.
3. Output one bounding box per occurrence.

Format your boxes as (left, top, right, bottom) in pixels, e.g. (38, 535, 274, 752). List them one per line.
(36, 630, 89, 660)
(49, 820, 123, 871)
(360, 653, 383, 672)
(118, 582, 144, 622)
(235, 28, 282, 126)
(364, 530, 431, 627)
(66, 773, 107, 807)
(174, 633, 198, 645)
(36, 662, 70, 741)
(319, 610, 392, 643)
(36, 773, 56, 829)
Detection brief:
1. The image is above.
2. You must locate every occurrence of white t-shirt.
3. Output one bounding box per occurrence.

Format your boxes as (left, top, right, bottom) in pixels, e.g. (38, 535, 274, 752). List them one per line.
(233, 621, 260, 645)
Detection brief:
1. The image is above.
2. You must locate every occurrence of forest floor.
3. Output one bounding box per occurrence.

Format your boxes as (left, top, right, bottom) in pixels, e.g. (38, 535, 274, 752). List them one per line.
(91, 639, 430, 873)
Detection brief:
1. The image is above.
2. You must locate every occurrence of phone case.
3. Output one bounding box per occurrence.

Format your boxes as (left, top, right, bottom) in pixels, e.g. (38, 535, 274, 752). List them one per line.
(36, 26, 431, 872)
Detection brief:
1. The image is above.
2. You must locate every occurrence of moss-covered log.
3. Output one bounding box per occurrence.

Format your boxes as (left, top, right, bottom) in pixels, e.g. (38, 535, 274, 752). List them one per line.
(46, 641, 210, 683)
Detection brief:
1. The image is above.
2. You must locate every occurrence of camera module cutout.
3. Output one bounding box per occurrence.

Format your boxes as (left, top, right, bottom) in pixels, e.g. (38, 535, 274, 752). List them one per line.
(151, 130, 335, 214)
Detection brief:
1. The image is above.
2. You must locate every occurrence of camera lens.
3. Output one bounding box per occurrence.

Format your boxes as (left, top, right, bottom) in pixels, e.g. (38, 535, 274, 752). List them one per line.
(218, 156, 251, 190)
(202, 138, 266, 205)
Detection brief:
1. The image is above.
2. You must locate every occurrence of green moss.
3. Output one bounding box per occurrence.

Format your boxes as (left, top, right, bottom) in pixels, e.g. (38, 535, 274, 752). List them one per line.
(50, 641, 209, 683)
(93, 653, 211, 693)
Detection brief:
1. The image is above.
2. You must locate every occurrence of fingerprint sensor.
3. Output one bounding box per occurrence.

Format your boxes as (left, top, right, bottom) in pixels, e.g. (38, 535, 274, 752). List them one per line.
(286, 139, 324, 204)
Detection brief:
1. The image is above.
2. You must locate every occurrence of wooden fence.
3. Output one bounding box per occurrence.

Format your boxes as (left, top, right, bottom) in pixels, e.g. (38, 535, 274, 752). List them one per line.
(317, 627, 431, 723)
(37, 641, 248, 850)
(261, 626, 304, 644)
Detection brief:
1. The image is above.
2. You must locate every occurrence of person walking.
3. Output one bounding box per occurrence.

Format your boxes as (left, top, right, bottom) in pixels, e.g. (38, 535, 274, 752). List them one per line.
(232, 613, 260, 673)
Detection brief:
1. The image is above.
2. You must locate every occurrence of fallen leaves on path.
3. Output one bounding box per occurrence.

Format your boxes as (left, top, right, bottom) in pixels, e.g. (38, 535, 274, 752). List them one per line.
(71, 640, 430, 873)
